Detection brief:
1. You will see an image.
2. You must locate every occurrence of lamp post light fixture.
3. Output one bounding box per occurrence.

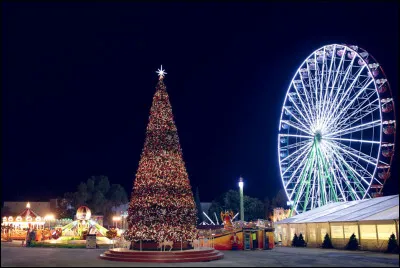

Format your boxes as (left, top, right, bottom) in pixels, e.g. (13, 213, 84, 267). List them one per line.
(239, 177, 244, 222)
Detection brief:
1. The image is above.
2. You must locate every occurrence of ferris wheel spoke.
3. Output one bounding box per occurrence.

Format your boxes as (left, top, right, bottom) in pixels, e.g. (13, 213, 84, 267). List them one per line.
(325, 78, 374, 131)
(287, 148, 314, 200)
(325, 141, 373, 184)
(326, 74, 373, 131)
(325, 120, 381, 138)
(306, 58, 320, 123)
(317, 48, 326, 124)
(333, 139, 389, 167)
(279, 133, 313, 139)
(321, 55, 359, 128)
(322, 64, 367, 129)
(323, 56, 355, 116)
(324, 136, 380, 145)
(316, 142, 339, 203)
(320, 46, 336, 123)
(333, 95, 380, 129)
(303, 62, 319, 122)
(325, 140, 379, 169)
(279, 139, 310, 150)
(282, 142, 313, 177)
(310, 166, 317, 209)
(328, 150, 362, 201)
(318, 144, 347, 202)
(280, 120, 313, 136)
(291, 146, 315, 212)
(331, 145, 374, 181)
(298, 74, 317, 125)
(324, 143, 363, 200)
(320, 47, 347, 133)
(280, 141, 312, 163)
(283, 104, 312, 132)
(325, 142, 370, 198)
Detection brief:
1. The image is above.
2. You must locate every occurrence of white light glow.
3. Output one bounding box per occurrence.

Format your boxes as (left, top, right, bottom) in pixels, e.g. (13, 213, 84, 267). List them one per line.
(156, 65, 167, 79)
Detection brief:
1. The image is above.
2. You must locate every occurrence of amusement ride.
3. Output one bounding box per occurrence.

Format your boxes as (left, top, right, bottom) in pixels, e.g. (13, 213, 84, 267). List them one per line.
(278, 44, 396, 215)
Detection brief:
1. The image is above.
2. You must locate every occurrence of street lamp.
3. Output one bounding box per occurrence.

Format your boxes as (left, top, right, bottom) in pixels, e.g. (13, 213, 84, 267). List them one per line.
(238, 177, 244, 222)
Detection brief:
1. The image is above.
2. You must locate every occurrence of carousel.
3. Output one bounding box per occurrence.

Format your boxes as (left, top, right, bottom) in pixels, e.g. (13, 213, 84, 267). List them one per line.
(1, 202, 45, 230)
(1, 202, 47, 241)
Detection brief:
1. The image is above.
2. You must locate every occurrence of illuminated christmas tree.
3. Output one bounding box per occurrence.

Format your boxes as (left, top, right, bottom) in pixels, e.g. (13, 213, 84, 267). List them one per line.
(124, 66, 198, 244)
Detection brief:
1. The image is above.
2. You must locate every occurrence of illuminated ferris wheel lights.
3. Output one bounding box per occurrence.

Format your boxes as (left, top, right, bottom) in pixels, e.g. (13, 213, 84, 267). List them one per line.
(278, 44, 396, 213)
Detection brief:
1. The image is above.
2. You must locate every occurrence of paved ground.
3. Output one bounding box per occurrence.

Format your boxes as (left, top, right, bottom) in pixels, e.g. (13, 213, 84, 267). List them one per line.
(1, 243, 399, 267)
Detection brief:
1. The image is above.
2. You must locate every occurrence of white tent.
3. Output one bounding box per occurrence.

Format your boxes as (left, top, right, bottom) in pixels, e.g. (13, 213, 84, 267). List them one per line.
(274, 195, 399, 251)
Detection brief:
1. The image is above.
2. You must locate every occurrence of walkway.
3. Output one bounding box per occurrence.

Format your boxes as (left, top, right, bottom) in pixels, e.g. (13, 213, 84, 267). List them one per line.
(1, 243, 398, 267)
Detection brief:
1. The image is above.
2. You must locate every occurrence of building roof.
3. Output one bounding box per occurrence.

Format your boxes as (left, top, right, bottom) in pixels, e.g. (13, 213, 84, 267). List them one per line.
(275, 195, 399, 224)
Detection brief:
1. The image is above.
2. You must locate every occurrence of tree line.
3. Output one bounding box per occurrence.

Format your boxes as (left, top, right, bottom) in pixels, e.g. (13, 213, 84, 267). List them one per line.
(56, 175, 128, 225)
(195, 188, 288, 223)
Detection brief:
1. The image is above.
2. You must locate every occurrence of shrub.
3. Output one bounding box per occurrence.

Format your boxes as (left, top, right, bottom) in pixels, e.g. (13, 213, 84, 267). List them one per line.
(385, 233, 399, 254)
(345, 233, 359, 250)
(297, 233, 307, 247)
(30, 241, 86, 248)
(291, 234, 299, 247)
(322, 233, 333, 249)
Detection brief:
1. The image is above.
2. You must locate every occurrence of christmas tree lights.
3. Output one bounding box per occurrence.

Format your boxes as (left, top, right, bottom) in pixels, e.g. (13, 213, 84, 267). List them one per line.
(124, 66, 198, 243)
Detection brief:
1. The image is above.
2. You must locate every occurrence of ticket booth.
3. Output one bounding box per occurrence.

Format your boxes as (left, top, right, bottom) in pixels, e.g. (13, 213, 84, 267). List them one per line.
(243, 229, 252, 250)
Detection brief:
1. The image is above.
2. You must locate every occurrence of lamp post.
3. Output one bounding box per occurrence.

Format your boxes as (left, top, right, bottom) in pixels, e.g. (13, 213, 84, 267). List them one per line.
(121, 212, 128, 230)
(239, 177, 244, 222)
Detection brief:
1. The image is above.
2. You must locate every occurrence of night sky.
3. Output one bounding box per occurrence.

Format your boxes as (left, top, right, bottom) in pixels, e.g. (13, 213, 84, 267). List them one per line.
(2, 2, 399, 203)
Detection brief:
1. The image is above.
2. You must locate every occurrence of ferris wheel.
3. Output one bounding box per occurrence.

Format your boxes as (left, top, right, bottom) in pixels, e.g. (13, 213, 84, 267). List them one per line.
(278, 44, 396, 214)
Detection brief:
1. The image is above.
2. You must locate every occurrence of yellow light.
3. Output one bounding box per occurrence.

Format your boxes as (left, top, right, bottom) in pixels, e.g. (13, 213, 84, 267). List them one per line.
(26, 202, 31, 208)
(112, 216, 122, 221)
(44, 214, 55, 221)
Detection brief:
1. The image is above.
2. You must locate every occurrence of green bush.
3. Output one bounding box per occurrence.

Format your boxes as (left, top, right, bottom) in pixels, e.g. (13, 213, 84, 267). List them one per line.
(322, 233, 333, 249)
(345, 233, 359, 250)
(291, 234, 299, 247)
(385, 233, 399, 254)
(297, 233, 307, 247)
(30, 241, 86, 248)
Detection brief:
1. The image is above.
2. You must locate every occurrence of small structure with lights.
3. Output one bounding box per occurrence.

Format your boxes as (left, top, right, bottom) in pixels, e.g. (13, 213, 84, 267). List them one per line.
(1, 202, 45, 230)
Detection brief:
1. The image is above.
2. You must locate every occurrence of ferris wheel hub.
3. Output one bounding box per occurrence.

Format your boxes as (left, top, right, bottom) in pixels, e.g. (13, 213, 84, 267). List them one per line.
(314, 131, 322, 142)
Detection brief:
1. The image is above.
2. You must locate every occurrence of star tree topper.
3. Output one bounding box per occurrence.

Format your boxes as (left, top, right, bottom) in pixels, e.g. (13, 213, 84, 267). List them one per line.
(156, 65, 167, 80)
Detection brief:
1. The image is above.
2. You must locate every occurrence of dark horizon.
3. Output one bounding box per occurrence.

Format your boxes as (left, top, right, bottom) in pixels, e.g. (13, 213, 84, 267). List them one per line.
(2, 2, 399, 204)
